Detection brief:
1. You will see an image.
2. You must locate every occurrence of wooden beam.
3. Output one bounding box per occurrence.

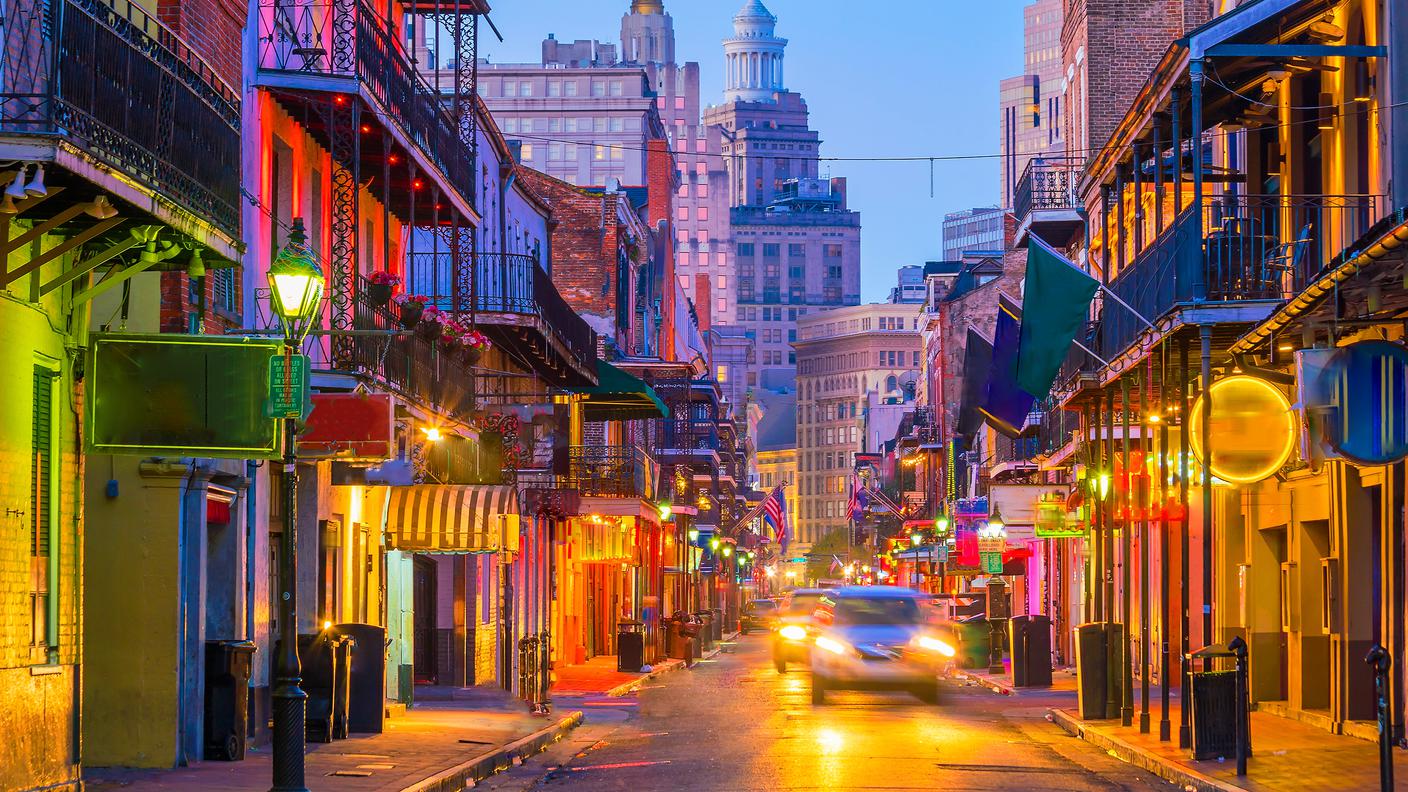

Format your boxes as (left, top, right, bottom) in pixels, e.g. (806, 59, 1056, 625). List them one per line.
(8, 217, 125, 288)
(40, 232, 138, 297)
(70, 257, 160, 307)
(0, 204, 88, 284)
(1205, 43, 1387, 59)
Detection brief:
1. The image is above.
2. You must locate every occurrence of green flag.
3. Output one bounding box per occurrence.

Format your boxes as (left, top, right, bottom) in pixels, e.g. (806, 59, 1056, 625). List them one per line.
(1016, 237, 1099, 397)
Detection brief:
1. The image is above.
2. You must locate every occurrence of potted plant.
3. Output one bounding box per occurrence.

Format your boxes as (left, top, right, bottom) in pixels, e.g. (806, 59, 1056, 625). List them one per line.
(367, 271, 401, 306)
(438, 317, 466, 354)
(461, 328, 491, 366)
(416, 304, 444, 340)
(396, 294, 429, 329)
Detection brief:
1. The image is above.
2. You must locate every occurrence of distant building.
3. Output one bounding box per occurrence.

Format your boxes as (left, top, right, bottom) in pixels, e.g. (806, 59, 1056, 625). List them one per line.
(704, 1, 862, 393)
(941, 207, 1006, 260)
(793, 303, 921, 545)
(999, 0, 1065, 209)
(754, 389, 799, 548)
(888, 265, 926, 304)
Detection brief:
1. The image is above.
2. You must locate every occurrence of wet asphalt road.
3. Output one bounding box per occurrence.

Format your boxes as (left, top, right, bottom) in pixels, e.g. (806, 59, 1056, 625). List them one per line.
(480, 633, 1170, 792)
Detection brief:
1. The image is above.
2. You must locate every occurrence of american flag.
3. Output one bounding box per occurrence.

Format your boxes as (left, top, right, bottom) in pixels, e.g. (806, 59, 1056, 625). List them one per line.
(762, 484, 789, 554)
(846, 475, 868, 522)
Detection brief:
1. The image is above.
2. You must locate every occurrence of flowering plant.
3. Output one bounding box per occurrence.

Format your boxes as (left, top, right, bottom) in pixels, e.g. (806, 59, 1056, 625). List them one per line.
(420, 303, 442, 321)
(369, 271, 402, 286)
(461, 328, 492, 350)
(395, 293, 431, 307)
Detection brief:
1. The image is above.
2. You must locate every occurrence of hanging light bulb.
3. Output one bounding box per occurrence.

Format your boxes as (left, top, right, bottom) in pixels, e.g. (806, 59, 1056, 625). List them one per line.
(186, 247, 206, 279)
(5, 165, 29, 200)
(23, 164, 46, 197)
(0, 194, 16, 216)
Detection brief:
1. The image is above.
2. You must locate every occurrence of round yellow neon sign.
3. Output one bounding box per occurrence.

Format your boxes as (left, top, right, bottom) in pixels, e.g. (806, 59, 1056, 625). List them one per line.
(1189, 375, 1297, 484)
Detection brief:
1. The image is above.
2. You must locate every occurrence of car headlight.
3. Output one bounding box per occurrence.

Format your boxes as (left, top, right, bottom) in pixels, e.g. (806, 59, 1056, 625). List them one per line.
(815, 636, 850, 656)
(779, 624, 807, 641)
(917, 635, 957, 657)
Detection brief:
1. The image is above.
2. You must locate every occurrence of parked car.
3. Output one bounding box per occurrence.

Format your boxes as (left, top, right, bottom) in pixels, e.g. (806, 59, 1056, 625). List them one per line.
(808, 586, 955, 705)
(771, 588, 828, 673)
(740, 599, 779, 634)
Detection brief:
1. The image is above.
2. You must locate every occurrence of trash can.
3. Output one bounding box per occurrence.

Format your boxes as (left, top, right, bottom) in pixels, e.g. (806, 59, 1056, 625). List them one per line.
(694, 611, 714, 651)
(1187, 645, 1251, 761)
(617, 620, 645, 672)
(334, 624, 386, 734)
(711, 607, 724, 641)
(204, 640, 256, 760)
(1075, 622, 1109, 720)
(331, 633, 355, 739)
(295, 633, 338, 743)
(1009, 615, 1053, 688)
(953, 615, 991, 669)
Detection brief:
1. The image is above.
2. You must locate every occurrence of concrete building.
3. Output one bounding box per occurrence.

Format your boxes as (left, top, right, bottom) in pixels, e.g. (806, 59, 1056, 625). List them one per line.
(998, 0, 1065, 209)
(941, 206, 1006, 260)
(731, 178, 862, 391)
(794, 303, 922, 546)
(754, 388, 799, 549)
(889, 265, 927, 304)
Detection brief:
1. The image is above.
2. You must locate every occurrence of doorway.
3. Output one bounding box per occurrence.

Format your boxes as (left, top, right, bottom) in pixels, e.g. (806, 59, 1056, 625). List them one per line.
(413, 555, 438, 684)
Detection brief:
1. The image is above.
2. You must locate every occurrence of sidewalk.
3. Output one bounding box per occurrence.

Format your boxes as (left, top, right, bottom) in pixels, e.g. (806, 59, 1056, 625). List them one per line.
(957, 666, 1405, 791)
(84, 688, 581, 792)
(551, 634, 737, 697)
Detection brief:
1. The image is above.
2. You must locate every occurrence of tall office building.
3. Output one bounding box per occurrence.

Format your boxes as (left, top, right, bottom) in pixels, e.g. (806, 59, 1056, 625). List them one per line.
(794, 303, 922, 546)
(888, 265, 926, 304)
(941, 207, 1006, 260)
(704, 0, 862, 392)
(998, 0, 1065, 209)
(477, 1, 736, 328)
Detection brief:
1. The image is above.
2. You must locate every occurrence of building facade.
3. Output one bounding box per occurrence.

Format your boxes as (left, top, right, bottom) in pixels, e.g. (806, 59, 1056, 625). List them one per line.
(941, 206, 1007, 260)
(794, 303, 922, 546)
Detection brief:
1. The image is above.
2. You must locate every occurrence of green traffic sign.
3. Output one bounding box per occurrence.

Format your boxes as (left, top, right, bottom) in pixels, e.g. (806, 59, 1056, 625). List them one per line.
(266, 352, 310, 419)
(981, 551, 1003, 575)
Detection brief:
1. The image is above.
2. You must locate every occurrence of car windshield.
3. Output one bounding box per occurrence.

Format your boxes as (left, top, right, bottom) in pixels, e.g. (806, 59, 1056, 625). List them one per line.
(833, 596, 922, 626)
(786, 594, 823, 615)
(748, 600, 777, 611)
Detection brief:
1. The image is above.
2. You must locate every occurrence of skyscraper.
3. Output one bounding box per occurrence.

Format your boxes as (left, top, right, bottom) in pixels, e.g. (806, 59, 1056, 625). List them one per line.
(941, 207, 1006, 260)
(704, 0, 862, 392)
(998, 0, 1065, 209)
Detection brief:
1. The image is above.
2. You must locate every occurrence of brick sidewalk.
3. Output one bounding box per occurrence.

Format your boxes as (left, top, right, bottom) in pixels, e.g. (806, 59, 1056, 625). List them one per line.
(84, 691, 581, 792)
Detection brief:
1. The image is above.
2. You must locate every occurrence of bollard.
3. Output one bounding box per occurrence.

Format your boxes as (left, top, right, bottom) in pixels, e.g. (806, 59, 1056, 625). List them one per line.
(1229, 636, 1249, 777)
(1367, 645, 1394, 792)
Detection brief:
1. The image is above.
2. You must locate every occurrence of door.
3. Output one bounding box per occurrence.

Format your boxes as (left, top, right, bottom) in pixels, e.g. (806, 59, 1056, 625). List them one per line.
(413, 555, 438, 684)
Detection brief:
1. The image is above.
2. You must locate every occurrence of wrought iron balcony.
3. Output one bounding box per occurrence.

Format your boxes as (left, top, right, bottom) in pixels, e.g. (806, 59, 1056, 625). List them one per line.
(0, 0, 241, 235)
(337, 275, 475, 419)
(407, 251, 597, 386)
(256, 0, 472, 209)
(569, 445, 659, 500)
(1014, 158, 1084, 248)
(1097, 193, 1383, 361)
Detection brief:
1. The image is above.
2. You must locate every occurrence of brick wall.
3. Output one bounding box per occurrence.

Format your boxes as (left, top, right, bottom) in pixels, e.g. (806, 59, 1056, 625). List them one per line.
(519, 169, 619, 322)
(646, 139, 679, 359)
(158, 0, 245, 88)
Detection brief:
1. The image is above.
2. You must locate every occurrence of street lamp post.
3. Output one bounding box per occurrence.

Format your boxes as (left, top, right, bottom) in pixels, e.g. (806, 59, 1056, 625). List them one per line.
(267, 219, 325, 792)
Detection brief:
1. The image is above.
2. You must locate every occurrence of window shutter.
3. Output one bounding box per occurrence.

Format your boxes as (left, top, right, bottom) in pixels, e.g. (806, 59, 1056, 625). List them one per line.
(31, 365, 51, 558)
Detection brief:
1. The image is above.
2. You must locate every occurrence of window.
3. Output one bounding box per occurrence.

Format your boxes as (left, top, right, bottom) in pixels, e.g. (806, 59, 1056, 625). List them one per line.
(593, 145, 607, 161)
(590, 80, 606, 97)
(716, 275, 727, 290)
(30, 364, 53, 654)
(548, 143, 564, 161)
(504, 80, 518, 97)
(696, 207, 709, 221)
(548, 117, 562, 133)
(564, 143, 577, 161)
(676, 206, 689, 221)
(564, 117, 578, 132)
(736, 243, 755, 258)
(762, 243, 780, 258)
(717, 365, 728, 383)
(610, 145, 623, 161)
(547, 80, 561, 97)
(519, 81, 533, 97)
(593, 117, 607, 133)
(609, 80, 624, 96)
(609, 118, 625, 132)
(519, 143, 534, 160)
(675, 96, 686, 110)
(212, 268, 237, 315)
(697, 183, 709, 199)
(564, 80, 579, 97)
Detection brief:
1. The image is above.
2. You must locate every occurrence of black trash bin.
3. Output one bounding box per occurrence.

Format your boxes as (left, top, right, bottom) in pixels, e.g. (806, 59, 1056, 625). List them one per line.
(953, 615, 991, 669)
(330, 634, 355, 739)
(334, 624, 386, 734)
(204, 640, 256, 760)
(694, 611, 714, 651)
(1187, 645, 1251, 761)
(1075, 622, 1109, 720)
(1008, 614, 1052, 688)
(618, 620, 645, 672)
(294, 633, 338, 743)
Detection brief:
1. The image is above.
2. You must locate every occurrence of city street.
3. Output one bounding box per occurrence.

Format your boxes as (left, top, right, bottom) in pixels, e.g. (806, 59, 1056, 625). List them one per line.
(482, 635, 1166, 792)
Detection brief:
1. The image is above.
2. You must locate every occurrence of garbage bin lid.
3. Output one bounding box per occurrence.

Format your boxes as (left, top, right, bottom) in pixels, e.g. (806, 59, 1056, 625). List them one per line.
(1186, 645, 1236, 660)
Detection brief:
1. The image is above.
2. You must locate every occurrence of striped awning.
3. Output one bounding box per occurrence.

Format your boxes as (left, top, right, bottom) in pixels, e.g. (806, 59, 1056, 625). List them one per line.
(385, 486, 520, 554)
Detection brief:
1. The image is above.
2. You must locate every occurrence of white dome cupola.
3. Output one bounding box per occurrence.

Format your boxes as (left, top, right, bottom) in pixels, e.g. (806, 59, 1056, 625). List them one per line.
(723, 0, 787, 102)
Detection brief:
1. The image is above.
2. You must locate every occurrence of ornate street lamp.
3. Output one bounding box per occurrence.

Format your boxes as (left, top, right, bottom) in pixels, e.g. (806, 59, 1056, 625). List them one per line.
(267, 218, 324, 792)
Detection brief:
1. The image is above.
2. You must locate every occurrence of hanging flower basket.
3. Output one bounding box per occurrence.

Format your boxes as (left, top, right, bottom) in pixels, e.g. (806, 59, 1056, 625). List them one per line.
(396, 294, 428, 329)
(367, 272, 401, 307)
(416, 305, 444, 340)
(463, 346, 483, 366)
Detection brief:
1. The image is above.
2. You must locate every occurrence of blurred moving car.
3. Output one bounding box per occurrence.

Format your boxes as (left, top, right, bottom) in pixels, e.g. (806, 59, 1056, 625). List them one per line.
(771, 588, 827, 673)
(808, 586, 955, 705)
(740, 599, 779, 634)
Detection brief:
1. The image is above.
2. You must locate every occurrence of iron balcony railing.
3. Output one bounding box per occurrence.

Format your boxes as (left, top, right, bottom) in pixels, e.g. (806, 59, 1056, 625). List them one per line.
(1097, 193, 1383, 360)
(257, 0, 472, 205)
(0, 0, 241, 235)
(655, 418, 719, 453)
(992, 433, 1041, 467)
(1013, 157, 1082, 221)
(408, 251, 597, 376)
(568, 445, 659, 500)
(338, 275, 475, 419)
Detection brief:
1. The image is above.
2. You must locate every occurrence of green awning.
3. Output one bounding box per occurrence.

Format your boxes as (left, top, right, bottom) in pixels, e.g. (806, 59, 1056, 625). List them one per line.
(572, 360, 670, 421)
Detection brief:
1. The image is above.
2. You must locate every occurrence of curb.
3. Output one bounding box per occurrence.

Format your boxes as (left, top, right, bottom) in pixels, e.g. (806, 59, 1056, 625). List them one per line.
(400, 710, 584, 792)
(1048, 708, 1243, 792)
(951, 668, 1015, 696)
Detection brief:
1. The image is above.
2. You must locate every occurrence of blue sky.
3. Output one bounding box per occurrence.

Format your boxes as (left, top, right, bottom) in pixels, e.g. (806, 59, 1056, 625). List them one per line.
(481, 0, 1025, 303)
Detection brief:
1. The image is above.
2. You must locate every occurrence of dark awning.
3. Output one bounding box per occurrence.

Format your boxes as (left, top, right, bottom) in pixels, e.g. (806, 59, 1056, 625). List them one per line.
(572, 360, 670, 421)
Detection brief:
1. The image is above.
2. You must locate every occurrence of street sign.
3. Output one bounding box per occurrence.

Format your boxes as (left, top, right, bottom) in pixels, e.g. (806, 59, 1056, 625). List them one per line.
(981, 551, 1003, 575)
(266, 352, 310, 419)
